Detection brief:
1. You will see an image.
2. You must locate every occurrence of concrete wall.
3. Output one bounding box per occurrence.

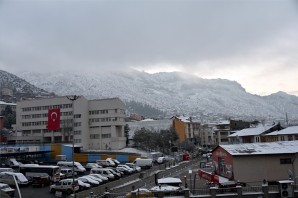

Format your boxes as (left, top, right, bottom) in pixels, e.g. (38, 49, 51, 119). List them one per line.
(233, 154, 298, 184)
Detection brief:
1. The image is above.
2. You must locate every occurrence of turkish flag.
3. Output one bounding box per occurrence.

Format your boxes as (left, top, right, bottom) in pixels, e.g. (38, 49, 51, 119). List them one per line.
(48, 109, 60, 130)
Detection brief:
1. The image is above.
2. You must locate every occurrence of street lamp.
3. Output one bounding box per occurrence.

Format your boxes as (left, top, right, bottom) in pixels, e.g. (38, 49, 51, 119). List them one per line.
(66, 95, 80, 196)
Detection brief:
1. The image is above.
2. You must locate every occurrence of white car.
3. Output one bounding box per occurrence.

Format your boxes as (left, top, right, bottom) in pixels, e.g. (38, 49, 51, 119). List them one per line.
(89, 174, 109, 183)
(85, 163, 100, 170)
(117, 165, 133, 174)
(50, 179, 79, 194)
(126, 163, 141, 172)
(84, 175, 103, 184)
(77, 176, 99, 187)
(157, 157, 166, 164)
(77, 179, 90, 191)
(0, 183, 15, 197)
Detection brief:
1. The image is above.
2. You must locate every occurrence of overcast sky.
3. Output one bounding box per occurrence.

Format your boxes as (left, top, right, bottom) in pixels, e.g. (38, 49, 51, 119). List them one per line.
(0, 0, 298, 96)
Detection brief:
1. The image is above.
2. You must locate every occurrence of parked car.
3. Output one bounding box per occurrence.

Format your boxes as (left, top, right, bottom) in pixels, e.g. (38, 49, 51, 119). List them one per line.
(125, 163, 141, 172)
(90, 168, 115, 181)
(117, 165, 134, 174)
(60, 168, 77, 178)
(95, 160, 110, 167)
(77, 176, 99, 187)
(32, 174, 51, 187)
(157, 157, 166, 164)
(88, 174, 109, 183)
(105, 168, 121, 179)
(0, 183, 15, 197)
(84, 175, 103, 184)
(85, 163, 101, 171)
(133, 158, 153, 169)
(0, 172, 29, 186)
(77, 179, 90, 191)
(50, 179, 79, 194)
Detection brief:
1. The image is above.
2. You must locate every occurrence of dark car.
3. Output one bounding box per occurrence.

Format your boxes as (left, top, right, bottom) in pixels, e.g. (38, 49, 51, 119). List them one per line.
(32, 175, 51, 187)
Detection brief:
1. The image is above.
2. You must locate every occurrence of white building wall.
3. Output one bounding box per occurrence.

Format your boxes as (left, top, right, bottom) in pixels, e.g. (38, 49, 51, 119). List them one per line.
(15, 96, 126, 150)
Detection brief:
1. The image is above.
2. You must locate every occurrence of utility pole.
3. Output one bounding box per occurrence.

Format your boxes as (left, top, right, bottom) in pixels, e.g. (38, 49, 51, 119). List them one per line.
(66, 95, 80, 196)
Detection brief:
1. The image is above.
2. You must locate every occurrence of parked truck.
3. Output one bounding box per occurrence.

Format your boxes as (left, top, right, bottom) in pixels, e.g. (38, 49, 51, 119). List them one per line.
(132, 158, 153, 169)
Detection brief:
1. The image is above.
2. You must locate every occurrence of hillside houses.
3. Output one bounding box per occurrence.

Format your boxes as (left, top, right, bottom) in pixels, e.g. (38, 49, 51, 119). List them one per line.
(266, 126, 298, 142)
(228, 123, 283, 144)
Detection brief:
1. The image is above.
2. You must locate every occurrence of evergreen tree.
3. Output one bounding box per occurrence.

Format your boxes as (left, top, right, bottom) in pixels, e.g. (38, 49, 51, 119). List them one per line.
(124, 124, 130, 146)
(1, 106, 16, 129)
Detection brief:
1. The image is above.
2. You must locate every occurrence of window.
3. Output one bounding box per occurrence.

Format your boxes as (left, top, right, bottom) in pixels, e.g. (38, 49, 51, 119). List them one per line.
(102, 134, 111, 139)
(74, 114, 81, 118)
(280, 158, 292, 164)
(90, 134, 99, 139)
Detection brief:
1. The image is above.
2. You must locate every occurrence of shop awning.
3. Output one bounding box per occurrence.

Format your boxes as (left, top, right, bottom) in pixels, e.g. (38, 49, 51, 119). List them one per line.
(198, 169, 236, 186)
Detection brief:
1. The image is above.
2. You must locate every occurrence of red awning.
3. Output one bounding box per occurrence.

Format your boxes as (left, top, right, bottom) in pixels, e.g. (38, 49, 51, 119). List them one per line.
(198, 169, 235, 186)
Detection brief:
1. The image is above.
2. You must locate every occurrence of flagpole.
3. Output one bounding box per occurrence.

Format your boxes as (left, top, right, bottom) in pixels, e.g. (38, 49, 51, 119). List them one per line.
(66, 95, 80, 197)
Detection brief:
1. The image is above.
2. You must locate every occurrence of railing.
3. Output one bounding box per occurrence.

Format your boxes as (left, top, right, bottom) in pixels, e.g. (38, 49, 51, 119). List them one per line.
(268, 185, 279, 192)
(242, 186, 262, 193)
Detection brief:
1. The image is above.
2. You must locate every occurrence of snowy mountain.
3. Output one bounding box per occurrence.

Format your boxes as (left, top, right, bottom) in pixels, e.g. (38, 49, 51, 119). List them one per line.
(14, 70, 298, 121)
(0, 70, 51, 100)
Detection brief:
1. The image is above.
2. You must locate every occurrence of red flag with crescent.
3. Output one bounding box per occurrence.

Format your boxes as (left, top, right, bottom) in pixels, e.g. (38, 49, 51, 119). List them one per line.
(48, 109, 60, 130)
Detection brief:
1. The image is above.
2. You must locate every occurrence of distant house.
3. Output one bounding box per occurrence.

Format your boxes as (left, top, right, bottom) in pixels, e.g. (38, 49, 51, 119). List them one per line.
(228, 123, 283, 144)
(171, 115, 200, 144)
(199, 141, 298, 185)
(266, 126, 298, 142)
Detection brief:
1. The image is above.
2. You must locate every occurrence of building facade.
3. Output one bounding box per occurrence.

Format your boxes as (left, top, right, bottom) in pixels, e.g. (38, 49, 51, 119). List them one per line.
(172, 116, 200, 145)
(13, 96, 126, 150)
(210, 141, 298, 185)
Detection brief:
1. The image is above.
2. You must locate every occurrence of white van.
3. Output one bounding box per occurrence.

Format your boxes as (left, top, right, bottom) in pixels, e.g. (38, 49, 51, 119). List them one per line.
(60, 168, 77, 178)
(57, 161, 86, 174)
(0, 172, 29, 186)
(50, 179, 79, 194)
(133, 158, 153, 169)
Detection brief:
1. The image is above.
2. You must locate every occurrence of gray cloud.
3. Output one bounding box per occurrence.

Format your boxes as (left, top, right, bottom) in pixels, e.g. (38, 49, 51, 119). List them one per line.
(0, 0, 298, 75)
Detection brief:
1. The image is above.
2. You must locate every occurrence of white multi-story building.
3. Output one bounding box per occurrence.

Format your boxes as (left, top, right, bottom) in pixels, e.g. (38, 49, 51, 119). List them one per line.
(13, 96, 126, 150)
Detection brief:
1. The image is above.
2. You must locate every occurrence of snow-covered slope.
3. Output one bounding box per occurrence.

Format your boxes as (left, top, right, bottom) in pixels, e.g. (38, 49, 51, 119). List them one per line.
(16, 70, 298, 121)
(0, 70, 50, 98)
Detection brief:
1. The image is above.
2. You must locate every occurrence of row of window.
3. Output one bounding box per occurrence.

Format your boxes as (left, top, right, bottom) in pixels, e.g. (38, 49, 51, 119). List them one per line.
(90, 134, 111, 139)
(22, 121, 81, 127)
(23, 130, 81, 136)
(89, 117, 119, 123)
(89, 110, 109, 115)
(22, 112, 73, 119)
(22, 104, 72, 112)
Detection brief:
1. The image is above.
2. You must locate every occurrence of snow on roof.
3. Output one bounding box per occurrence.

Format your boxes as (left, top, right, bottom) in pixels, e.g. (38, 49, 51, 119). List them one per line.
(158, 177, 182, 184)
(175, 115, 191, 123)
(150, 185, 181, 192)
(0, 101, 16, 105)
(229, 124, 277, 137)
(266, 126, 298, 136)
(219, 141, 298, 156)
(217, 120, 230, 125)
(141, 118, 155, 121)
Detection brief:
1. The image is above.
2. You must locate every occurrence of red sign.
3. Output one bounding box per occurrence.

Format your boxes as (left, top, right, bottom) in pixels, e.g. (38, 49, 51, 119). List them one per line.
(198, 169, 214, 182)
(48, 109, 60, 130)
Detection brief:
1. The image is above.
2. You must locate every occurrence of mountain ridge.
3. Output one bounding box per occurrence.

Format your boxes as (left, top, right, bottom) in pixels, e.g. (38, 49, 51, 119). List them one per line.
(12, 70, 298, 122)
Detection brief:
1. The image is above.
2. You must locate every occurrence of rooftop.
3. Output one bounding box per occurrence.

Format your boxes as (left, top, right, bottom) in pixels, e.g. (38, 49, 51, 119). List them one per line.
(229, 124, 278, 137)
(219, 140, 298, 156)
(266, 126, 298, 136)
